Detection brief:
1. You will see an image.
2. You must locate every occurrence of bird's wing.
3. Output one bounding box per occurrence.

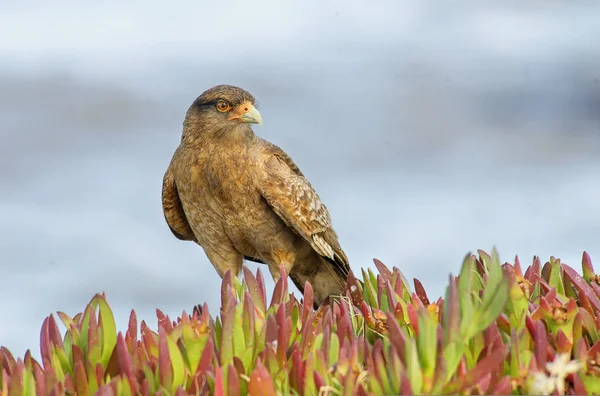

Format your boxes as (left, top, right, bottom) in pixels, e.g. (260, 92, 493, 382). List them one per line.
(258, 148, 350, 276)
(162, 163, 196, 241)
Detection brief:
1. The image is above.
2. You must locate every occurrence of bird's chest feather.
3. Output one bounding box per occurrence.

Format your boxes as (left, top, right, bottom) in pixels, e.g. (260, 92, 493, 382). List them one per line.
(198, 147, 261, 208)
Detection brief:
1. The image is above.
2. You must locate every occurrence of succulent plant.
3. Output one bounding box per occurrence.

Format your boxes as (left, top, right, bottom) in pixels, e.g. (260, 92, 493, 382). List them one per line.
(2, 249, 600, 395)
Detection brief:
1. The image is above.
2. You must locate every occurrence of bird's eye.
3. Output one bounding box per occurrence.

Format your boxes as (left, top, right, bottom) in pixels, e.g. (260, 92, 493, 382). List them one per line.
(216, 100, 230, 112)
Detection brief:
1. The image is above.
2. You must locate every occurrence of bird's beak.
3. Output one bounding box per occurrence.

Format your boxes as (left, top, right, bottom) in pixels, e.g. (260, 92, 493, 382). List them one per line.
(228, 103, 263, 125)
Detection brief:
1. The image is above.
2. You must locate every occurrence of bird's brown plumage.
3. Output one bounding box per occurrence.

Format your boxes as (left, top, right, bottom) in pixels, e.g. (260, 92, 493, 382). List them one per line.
(161, 85, 350, 305)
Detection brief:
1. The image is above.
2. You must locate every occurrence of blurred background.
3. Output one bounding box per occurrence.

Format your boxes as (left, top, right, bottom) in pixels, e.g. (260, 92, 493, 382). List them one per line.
(1, 0, 600, 357)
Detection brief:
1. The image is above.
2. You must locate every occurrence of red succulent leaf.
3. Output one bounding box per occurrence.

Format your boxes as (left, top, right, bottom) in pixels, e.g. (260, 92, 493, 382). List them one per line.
(242, 266, 266, 313)
(444, 344, 508, 394)
(394, 300, 405, 325)
(157, 326, 172, 388)
(485, 324, 503, 358)
(411, 292, 425, 310)
(355, 384, 369, 396)
(220, 270, 234, 307)
(270, 267, 287, 309)
(213, 366, 225, 396)
(196, 336, 214, 375)
(289, 348, 303, 394)
(572, 373, 587, 395)
(242, 291, 256, 339)
(255, 268, 268, 307)
(116, 332, 134, 380)
(63, 372, 74, 393)
(313, 371, 325, 392)
(95, 384, 114, 396)
(541, 261, 552, 283)
(140, 378, 151, 396)
(555, 330, 573, 354)
(8, 359, 23, 395)
(73, 360, 89, 396)
(276, 303, 291, 367)
(126, 310, 137, 349)
(248, 359, 276, 396)
(406, 303, 419, 335)
(589, 339, 600, 363)
(400, 370, 413, 395)
(360, 302, 375, 328)
(578, 291, 595, 317)
(34, 359, 46, 395)
(531, 296, 553, 321)
(230, 357, 244, 380)
(156, 309, 172, 334)
(384, 280, 398, 311)
(475, 257, 486, 276)
(546, 287, 558, 303)
(386, 312, 406, 363)
(514, 255, 523, 275)
(104, 339, 120, 380)
(322, 321, 332, 363)
(224, 364, 239, 396)
(491, 376, 512, 395)
(73, 313, 83, 323)
(477, 250, 492, 271)
(563, 264, 600, 313)
(337, 303, 352, 343)
(574, 338, 588, 364)
(582, 251, 595, 282)
(72, 343, 84, 371)
(414, 278, 430, 306)
(496, 313, 511, 334)
(93, 362, 104, 389)
(265, 315, 277, 344)
(476, 372, 492, 394)
(300, 311, 315, 355)
(347, 270, 364, 308)
(48, 315, 64, 350)
(503, 263, 517, 282)
(533, 320, 549, 368)
(372, 339, 388, 388)
(39, 317, 52, 368)
(591, 282, 600, 300)
(88, 309, 100, 358)
(44, 361, 59, 392)
(1, 347, 16, 373)
(525, 256, 541, 283)
(373, 258, 393, 281)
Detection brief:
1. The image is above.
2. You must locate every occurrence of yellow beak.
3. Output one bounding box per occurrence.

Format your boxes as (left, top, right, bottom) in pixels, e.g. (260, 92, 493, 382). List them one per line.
(239, 105, 262, 125)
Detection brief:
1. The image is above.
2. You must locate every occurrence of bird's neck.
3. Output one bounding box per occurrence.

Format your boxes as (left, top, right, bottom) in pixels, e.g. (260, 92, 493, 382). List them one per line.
(181, 123, 256, 148)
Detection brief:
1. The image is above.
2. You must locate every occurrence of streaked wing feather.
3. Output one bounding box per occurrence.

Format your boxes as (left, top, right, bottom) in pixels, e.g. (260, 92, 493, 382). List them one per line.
(259, 151, 350, 276)
(162, 164, 196, 241)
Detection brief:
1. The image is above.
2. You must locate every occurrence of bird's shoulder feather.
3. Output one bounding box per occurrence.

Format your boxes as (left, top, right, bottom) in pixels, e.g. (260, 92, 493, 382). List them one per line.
(262, 140, 305, 177)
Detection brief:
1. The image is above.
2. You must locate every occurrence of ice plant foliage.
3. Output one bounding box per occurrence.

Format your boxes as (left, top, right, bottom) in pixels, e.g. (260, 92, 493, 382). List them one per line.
(2, 249, 600, 395)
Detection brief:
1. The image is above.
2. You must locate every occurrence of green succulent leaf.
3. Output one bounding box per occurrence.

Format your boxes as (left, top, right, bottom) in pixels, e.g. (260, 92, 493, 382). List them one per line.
(1, 250, 594, 396)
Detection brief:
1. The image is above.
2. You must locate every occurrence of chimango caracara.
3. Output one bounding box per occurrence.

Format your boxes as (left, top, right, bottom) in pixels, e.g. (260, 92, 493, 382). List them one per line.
(161, 85, 350, 305)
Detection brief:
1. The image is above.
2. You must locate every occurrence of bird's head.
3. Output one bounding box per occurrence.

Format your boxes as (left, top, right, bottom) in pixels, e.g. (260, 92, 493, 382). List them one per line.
(183, 85, 262, 142)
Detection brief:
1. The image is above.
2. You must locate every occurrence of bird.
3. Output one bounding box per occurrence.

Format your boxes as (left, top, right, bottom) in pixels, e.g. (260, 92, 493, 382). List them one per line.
(161, 84, 350, 306)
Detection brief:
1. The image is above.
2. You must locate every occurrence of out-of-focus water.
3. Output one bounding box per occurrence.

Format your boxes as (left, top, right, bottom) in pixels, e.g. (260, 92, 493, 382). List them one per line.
(1, 0, 600, 358)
